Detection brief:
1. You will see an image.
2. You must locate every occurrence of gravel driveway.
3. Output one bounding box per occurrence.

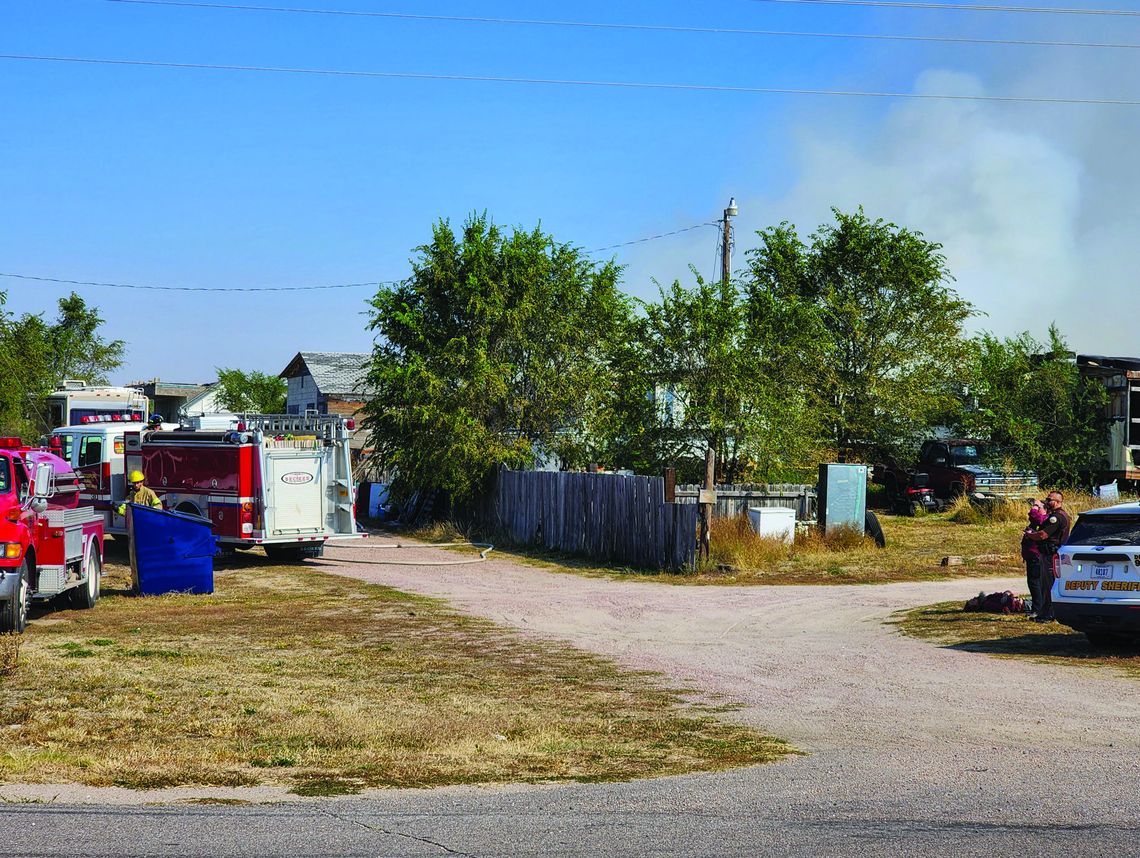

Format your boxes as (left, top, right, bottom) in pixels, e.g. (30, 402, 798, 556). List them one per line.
(314, 536, 1140, 812)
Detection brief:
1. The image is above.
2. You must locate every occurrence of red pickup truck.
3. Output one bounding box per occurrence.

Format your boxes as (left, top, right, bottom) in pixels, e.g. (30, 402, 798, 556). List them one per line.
(0, 437, 104, 633)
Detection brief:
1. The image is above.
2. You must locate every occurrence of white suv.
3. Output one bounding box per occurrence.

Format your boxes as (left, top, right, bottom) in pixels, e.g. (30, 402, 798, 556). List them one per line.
(1053, 501, 1140, 646)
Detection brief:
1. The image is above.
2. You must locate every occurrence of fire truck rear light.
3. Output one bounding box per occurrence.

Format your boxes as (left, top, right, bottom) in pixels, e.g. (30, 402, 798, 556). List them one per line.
(0, 437, 22, 448)
(241, 502, 253, 512)
(345, 419, 355, 430)
(111, 414, 121, 421)
(132, 412, 143, 421)
(50, 529, 65, 539)
(241, 523, 253, 534)
(236, 422, 246, 432)
(2, 543, 21, 559)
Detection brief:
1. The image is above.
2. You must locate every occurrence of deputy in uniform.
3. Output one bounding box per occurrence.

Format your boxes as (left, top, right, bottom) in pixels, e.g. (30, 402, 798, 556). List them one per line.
(1026, 490, 1071, 622)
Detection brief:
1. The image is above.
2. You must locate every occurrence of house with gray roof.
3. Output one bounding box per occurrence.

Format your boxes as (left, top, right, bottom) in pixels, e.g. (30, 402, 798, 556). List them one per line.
(279, 352, 371, 440)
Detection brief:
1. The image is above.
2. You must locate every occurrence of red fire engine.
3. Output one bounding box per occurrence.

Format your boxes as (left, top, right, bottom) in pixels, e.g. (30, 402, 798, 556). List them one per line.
(122, 413, 359, 561)
(0, 437, 104, 633)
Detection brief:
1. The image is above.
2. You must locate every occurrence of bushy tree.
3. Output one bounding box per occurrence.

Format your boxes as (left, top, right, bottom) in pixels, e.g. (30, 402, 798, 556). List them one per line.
(213, 368, 287, 414)
(958, 326, 1108, 487)
(0, 291, 125, 438)
(745, 209, 975, 461)
(363, 214, 629, 503)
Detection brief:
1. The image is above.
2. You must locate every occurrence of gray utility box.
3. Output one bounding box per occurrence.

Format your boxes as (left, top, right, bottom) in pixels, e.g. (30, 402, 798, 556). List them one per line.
(817, 464, 868, 534)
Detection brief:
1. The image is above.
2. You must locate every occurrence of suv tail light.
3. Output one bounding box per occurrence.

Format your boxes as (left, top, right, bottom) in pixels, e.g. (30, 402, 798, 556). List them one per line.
(1052, 554, 1060, 579)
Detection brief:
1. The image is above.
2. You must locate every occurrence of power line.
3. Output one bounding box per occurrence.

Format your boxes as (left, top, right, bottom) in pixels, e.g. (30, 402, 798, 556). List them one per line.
(749, 0, 1140, 16)
(0, 272, 391, 292)
(585, 223, 720, 254)
(0, 224, 721, 292)
(3, 54, 1138, 105)
(101, 0, 1140, 50)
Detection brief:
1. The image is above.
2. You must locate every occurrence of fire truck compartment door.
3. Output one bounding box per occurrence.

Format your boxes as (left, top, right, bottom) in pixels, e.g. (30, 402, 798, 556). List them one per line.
(267, 454, 324, 534)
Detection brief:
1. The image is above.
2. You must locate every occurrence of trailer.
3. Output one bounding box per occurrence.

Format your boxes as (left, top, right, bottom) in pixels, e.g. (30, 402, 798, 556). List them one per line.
(0, 438, 104, 633)
(1077, 355, 1140, 489)
(122, 413, 360, 561)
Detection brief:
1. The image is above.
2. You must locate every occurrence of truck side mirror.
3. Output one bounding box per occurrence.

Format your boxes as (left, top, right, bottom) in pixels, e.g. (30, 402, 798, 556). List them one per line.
(33, 462, 55, 498)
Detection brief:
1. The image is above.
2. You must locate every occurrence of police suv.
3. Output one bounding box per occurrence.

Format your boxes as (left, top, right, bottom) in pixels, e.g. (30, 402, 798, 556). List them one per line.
(1053, 501, 1140, 646)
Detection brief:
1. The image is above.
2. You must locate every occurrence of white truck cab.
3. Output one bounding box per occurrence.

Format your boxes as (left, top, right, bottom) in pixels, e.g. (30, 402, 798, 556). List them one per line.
(50, 421, 177, 533)
(1053, 501, 1140, 646)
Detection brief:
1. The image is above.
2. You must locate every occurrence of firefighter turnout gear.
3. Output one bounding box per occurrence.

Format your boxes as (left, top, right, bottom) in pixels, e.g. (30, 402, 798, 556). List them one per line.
(117, 480, 162, 515)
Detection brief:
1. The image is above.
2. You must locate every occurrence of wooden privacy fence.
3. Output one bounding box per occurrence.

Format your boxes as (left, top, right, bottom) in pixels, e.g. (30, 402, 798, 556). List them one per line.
(675, 483, 816, 520)
(488, 469, 699, 572)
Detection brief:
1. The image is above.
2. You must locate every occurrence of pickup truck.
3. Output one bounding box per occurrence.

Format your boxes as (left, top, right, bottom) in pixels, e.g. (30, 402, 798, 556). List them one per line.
(875, 439, 1038, 503)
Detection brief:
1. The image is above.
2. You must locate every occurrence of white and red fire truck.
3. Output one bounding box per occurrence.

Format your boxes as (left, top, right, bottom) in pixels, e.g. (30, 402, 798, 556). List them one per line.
(44, 381, 148, 430)
(121, 413, 360, 561)
(0, 437, 104, 634)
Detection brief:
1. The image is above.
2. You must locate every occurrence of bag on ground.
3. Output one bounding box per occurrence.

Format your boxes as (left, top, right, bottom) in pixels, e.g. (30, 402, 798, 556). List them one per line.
(963, 590, 1026, 614)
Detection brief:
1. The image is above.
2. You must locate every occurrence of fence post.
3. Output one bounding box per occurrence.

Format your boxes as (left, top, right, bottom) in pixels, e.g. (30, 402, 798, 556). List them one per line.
(663, 467, 676, 503)
(699, 448, 715, 561)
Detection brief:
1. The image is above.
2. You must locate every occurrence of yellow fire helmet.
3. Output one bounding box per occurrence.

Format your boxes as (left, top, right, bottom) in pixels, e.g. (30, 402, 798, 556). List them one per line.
(128, 470, 145, 484)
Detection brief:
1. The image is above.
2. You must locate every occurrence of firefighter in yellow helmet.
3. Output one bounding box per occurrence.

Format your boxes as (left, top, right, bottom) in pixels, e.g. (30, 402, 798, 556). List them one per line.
(116, 470, 163, 515)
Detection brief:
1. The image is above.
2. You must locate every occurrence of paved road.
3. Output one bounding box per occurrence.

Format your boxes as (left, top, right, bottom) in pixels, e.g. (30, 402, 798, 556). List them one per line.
(5, 536, 1140, 856)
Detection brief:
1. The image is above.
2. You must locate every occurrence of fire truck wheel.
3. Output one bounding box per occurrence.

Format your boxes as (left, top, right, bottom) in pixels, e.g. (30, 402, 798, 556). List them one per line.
(71, 544, 101, 610)
(264, 543, 325, 563)
(0, 559, 30, 634)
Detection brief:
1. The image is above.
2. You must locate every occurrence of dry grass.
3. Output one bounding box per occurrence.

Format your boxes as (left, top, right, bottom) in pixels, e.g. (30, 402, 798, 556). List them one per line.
(0, 635, 19, 677)
(0, 551, 790, 794)
(485, 510, 1025, 586)
(895, 601, 1140, 678)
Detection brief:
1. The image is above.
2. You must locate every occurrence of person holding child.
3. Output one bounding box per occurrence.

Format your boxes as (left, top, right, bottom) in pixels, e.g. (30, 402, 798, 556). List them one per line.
(1024, 491, 1071, 622)
(1021, 499, 1048, 616)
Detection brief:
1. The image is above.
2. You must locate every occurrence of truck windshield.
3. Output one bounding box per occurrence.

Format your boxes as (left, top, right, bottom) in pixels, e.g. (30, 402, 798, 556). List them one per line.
(1067, 514, 1140, 546)
(949, 445, 984, 465)
(0, 456, 9, 494)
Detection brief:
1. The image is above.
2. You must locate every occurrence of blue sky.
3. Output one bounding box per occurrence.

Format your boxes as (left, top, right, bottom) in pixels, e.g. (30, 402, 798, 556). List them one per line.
(2, 0, 1137, 384)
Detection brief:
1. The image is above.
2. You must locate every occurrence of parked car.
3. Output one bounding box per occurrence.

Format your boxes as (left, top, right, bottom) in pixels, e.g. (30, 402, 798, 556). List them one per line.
(1052, 501, 1140, 646)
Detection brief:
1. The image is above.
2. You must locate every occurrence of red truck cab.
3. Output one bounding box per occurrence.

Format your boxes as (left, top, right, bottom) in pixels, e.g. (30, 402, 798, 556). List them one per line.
(0, 437, 104, 634)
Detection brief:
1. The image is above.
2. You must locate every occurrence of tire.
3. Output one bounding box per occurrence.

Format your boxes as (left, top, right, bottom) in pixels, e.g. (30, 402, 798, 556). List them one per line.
(864, 510, 886, 548)
(70, 544, 101, 610)
(264, 543, 325, 563)
(0, 559, 30, 634)
(909, 500, 924, 517)
(1085, 631, 1126, 649)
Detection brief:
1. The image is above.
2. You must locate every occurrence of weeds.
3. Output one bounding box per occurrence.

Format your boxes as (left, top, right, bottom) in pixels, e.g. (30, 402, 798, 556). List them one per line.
(0, 634, 19, 677)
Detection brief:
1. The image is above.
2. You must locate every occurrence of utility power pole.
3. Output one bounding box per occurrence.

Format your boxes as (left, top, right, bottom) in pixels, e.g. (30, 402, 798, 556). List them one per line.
(721, 196, 738, 285)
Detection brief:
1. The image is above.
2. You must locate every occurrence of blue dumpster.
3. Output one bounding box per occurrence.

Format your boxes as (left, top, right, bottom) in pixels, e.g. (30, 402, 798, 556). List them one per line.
(127, 504, 218, 596)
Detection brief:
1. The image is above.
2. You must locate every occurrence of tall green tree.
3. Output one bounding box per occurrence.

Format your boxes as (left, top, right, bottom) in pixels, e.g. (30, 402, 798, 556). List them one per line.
(213, 368, 288, 414)
(958, 327, 1108, 487)
(746, 209, 975, 461)
(363, 214, 630, 503)
(0, 291, 125, 438)
(628, 273, 815, 483)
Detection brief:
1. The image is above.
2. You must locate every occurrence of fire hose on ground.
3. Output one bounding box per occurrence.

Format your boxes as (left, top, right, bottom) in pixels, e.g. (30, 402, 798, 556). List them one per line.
(326, 540, 495, 566)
